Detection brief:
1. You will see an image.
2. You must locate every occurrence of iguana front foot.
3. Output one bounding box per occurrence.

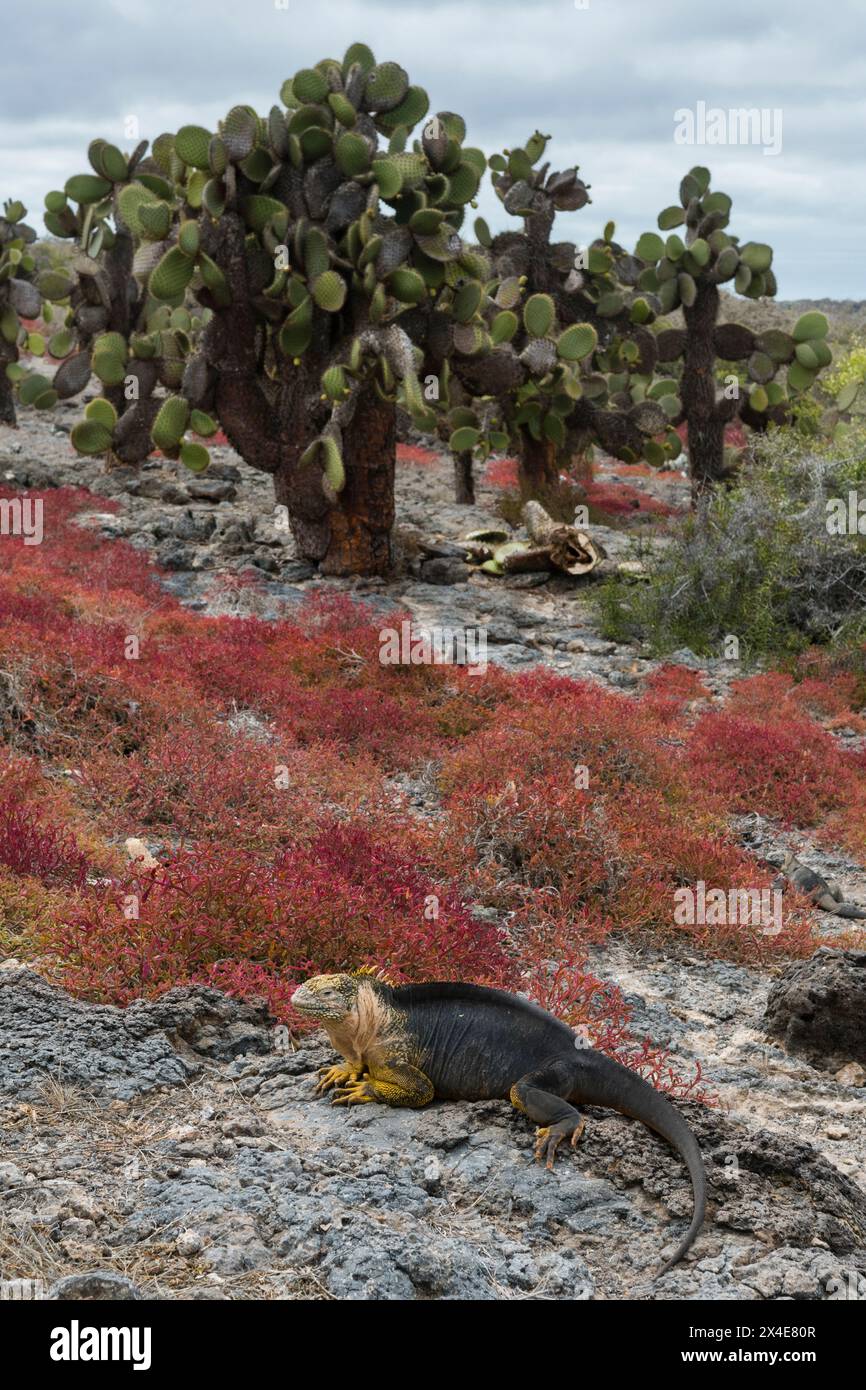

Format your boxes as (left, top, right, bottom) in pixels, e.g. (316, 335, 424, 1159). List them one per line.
(534, 1116, 585, 1171)
(315, 1063, 366, 1096)
(331, 1078, 377, 1106)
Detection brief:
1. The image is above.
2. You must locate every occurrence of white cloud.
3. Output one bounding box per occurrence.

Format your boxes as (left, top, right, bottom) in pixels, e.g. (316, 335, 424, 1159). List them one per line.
(2, 0, 863, 298)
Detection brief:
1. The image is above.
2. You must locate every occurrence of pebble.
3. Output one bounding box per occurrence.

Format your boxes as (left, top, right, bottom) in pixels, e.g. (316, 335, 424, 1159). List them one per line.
(176, 1230, 204, 1256)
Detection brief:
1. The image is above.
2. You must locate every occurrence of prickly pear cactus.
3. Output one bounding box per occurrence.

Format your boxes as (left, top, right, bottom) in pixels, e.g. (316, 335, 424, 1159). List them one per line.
(37, 136, 212, 469)
(0, 201, 52, 424)
(53, 44, 492, 574)
(424, 134, 682, 501)
(632, 167, 832, 492)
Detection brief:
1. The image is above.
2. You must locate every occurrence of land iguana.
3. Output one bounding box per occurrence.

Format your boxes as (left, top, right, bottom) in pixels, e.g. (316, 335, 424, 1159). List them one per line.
(291, 973, 706, 1275)
(776, 851, 866, 919)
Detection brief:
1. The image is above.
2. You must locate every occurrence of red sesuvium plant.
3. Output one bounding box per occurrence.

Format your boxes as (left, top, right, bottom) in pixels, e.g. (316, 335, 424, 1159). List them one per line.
(48, 824, 511, 1011)
(0, 798, 90, 889)
(433, 673, 816, 961)
(3, 485, 865, 1084)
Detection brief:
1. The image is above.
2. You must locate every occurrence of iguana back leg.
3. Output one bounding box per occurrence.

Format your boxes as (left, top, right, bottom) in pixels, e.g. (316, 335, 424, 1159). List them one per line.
(332, 1060, 434, 1108)
(510, 1057, 584, 1170)
(816, 892, 841, 910)
(826, 879, 844, 902)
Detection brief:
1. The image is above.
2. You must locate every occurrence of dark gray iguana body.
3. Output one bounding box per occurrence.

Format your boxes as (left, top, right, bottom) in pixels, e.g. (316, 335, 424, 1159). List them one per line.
(291, 974, 707, 1276)
(778, 851, 866, 919)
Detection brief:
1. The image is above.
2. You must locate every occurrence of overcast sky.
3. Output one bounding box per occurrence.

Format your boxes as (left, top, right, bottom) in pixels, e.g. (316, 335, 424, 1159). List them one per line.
(3, 0, 864, 299)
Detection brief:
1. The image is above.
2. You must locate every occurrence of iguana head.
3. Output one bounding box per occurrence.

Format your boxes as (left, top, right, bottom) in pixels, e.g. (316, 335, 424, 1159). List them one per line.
(291, 973, 361, 1022)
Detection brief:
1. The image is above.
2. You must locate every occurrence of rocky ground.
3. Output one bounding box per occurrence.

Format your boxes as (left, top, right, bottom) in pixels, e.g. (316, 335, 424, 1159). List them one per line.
(3, 392, 693, 692)
(1, 401, 865, 1301)
(1, 965, 864, 1303)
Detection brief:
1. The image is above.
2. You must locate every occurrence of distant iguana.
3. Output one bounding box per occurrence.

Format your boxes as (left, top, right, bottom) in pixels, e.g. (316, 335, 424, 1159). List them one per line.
(777, 851, 866, 919)
(291, 973, 706, 1275)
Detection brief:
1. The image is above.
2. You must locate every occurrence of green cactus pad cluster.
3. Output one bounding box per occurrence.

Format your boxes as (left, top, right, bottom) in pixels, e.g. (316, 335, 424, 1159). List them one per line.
(39, 56, 833, 527)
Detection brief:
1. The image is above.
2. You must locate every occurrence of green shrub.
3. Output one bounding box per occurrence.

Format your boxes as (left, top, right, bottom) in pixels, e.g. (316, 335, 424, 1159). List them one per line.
(597, 428, 866, 659)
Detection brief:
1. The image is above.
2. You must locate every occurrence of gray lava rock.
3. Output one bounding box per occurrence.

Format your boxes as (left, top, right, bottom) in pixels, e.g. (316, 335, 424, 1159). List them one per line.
(123, 985, 274, 1061)
(156, 542, 195, 571)
(419, 557, 472, 585)
(206, 461, 242, 482)
(173, 510, 217, 542)
(764, 949, 866, 1066)
(279, 561, 316, 582)
(187, 479, 237, 503)
(0, 971, 271, 1100)
(47, 1271, 141, 1300)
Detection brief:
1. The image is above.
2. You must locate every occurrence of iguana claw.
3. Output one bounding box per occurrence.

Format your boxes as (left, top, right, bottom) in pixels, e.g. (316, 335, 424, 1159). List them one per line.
(315, 1063, 366, 1096)
(332, 1078, 377, 1106)
(534, 1117, 585, 1171)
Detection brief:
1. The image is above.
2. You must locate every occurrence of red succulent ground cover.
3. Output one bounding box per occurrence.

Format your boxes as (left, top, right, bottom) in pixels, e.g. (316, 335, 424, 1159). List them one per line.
(396, 442, 441, 467)
(2, 486, 865, 1097)
(673, 421, 748, 452)
(483, 455, 681, 518)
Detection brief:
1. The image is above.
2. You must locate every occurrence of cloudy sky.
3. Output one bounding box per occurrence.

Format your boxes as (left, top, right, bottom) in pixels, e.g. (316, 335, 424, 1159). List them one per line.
(3, 0, 864, 299)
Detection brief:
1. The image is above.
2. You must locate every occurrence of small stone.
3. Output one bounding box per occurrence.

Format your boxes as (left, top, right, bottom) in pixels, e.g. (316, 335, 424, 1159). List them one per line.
(157, 543, 195, 571)
(825, 1125, 850, 1140)
(207, 461, 241, 482)
(422, 1157, 442, 1193)
(608, 669, 639, 688)
(504, 572, 549, 589)
(279, 561, 316, 582)
(47, 1271, 141, 1301)
(220, 1116, 265, 1138)
(765, 949, 866, 1065)
(0, 1161, 23, 1186)
(131, 477, 169, 500)
(161, 484, 192, 505)
(419, 557, 472, 585)
(835, 1062, 865, 1086)
(216, 520, 254, 547)
(251, 548, 279, 574)
(187, 479, 237, 503)
(667, 647, 703, 668)
(173, 510, 217, 542)
(61, 1217, 96, 1238)
(176, 1230, 204, 1256)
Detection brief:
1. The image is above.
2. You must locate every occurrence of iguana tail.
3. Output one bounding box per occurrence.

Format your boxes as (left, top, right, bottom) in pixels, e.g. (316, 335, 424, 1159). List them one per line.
(828, 902, 866, 919)
(574, 1052, 706, 1277)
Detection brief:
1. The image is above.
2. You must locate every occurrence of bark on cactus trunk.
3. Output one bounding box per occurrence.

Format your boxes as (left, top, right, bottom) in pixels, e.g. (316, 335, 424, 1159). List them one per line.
(681, 281, 727, 497)
(197, 214, 398, 577)
(519, 431, 560, 495)
(275, 381, 396, 577)
(453, 450, 475, 505)
(0, 366, 16, 426)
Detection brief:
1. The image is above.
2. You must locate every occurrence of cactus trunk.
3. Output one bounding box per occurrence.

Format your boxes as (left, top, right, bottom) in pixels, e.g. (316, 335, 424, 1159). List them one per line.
(454, 450, 475, 504)
(519, 431, 560, 494)
(277, 381, 395, 576)
(0, 365, 16, 426)
(681, 281, 725, 497)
